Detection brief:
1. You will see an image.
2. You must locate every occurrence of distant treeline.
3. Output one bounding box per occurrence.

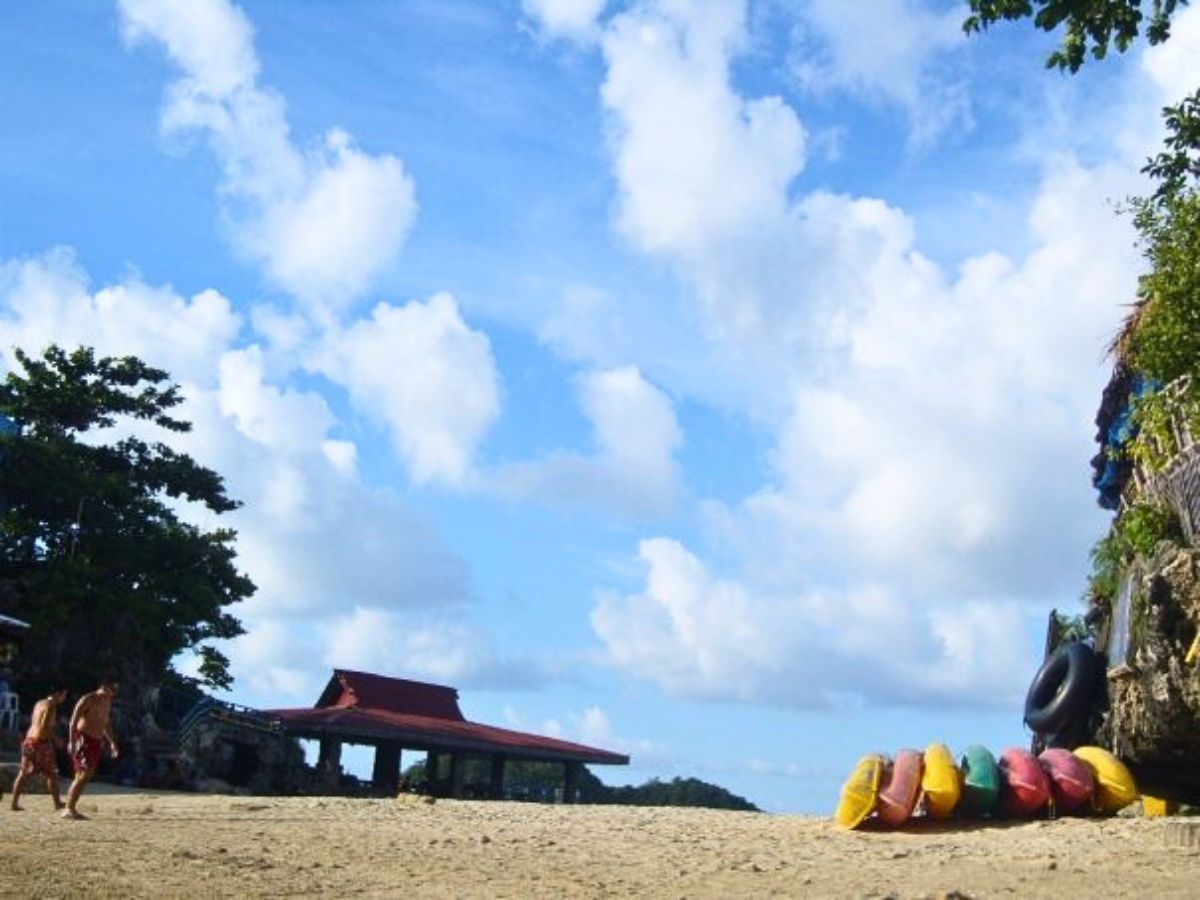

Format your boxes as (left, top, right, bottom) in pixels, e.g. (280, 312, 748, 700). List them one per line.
(580, 772, 760, 812)
(403, 759, 759, 811)
(510, 762, 760, 811)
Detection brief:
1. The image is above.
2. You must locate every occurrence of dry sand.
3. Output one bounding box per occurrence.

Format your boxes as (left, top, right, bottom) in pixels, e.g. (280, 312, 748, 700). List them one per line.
(2, 789, 1197, 898)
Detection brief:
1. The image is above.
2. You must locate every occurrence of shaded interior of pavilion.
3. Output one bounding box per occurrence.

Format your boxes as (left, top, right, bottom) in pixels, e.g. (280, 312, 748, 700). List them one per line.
(268, 670, 629, 801)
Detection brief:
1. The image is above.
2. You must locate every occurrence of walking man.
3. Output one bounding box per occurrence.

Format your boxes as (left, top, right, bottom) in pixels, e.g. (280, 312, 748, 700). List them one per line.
(63, 677, 119, 820)
(10, 685, 68, 811)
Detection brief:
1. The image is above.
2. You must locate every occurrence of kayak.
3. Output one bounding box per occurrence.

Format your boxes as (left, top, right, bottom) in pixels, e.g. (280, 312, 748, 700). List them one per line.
(958, 744, 1000, 817)
(999, 747, 1051, 817)
(921, 743, 961, 819)
(876, 749, 924, 827)
(1037, 748, 1095, 814)
(1073, 746, 1138, 815)
(835, 753, 886, 829)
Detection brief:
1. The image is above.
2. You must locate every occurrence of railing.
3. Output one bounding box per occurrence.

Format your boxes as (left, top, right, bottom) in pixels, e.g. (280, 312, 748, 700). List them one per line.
(176, 697, 283, 746)
(1124, 375, 1200, 545)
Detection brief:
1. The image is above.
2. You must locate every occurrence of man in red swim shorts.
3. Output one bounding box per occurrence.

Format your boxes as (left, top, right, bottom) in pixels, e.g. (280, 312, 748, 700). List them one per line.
(63, 677, 120, 820)
(71, 731, 105, 774)
(10, 685, 68, 811)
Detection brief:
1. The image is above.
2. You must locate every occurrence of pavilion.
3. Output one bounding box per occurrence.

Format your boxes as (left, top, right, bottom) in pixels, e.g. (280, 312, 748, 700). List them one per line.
(268, 669, 629, 800)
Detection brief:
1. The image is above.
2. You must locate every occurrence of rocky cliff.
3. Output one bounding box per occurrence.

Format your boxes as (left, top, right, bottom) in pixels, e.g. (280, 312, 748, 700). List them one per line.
(1094, 542, 1200, 801)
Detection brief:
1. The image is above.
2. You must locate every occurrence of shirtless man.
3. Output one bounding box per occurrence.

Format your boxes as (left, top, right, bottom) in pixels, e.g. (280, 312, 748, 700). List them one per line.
(63, 678, 120, 820)
(10, 686, 68, 811)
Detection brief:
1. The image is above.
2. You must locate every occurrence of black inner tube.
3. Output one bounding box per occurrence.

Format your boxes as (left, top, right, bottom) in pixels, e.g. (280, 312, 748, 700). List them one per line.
(1023, 642, 1096, 735)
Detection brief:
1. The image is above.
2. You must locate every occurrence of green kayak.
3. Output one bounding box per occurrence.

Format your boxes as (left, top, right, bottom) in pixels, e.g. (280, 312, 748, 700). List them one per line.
(958, 744, 1000, 817)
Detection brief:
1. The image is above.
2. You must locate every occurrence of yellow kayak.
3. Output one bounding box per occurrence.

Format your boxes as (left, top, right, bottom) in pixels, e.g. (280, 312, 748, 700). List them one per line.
(1143, 795, 1178, 817)
(835, 753, 886, 829)
(1072, 746, 1138, 814)
(922, 742, 962, 818)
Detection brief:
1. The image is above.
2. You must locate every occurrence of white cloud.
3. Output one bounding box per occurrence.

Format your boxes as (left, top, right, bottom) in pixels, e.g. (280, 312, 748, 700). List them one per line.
(217, 346, 334, 454)
(322, 606, 545, 690)
(321, 439, 358, 477)
(180, 383, 473, 622)
(580, 0, 1145, 709)
(249, 131, 416, 309)
(492, 365, 683, 516)
(1140, 3, 1200, 102)
(118, 2, 504, 488)
(600, 2, 928, 357)
(592, 538, 773, 700)
(0, 249, 241, 386)
(586, 157, 1140, 700)
(0, 249, 492, 709)
(523, 0, 607, 41)
(789, 0, 970, 144)
(505, 703, 664, 760)
(324, 607, 480, 683)
(316, 293, 501, 487)
(118, 0, 259, 97)
(223, 619, 323, 703)
(602, 3, 805, 260)
(118, 0, 417, 310)
(592, 537, 1033, 708)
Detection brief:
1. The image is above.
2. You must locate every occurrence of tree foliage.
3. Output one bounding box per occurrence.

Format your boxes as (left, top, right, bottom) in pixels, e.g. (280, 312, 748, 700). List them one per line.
(1087, 500, 1182, 604)
(401, 758, 760, 810)
(502, 762, 759, 810)
(963, 0, 1188, 72)
(1143, 90, 1200, 201)
(1125, 93, 1200, 386)
(589, 775, 760, 811)
(1122, 96, 1200, 471)
(0, 346, 253, 700)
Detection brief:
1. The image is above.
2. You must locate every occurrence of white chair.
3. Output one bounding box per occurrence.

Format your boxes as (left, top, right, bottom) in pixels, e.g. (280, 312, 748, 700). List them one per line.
(0, 683, 19, 733)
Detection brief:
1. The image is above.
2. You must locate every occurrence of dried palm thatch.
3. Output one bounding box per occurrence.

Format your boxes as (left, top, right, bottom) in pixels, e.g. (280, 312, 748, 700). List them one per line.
(1107, 296, 1151, 366)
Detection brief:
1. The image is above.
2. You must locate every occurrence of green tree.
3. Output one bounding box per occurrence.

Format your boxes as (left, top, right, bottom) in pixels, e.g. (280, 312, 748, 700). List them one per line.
(1142, 90, 1200, 201)
(964, 1, 1188, 72)
(599, 775, 760, 811)
(0, 345, 253, 702)
(963, 2, 1200, 205)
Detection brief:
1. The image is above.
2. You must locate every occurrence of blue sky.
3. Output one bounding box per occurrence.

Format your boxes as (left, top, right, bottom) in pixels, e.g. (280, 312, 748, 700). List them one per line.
(2, 0, 1198, 813)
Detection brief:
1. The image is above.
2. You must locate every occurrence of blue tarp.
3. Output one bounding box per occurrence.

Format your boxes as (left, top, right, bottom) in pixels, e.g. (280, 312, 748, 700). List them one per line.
(1093, 374, 1159, 509)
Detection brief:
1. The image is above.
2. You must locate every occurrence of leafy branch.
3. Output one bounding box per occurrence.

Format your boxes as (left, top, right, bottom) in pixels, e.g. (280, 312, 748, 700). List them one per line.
(964, 1, 1187, 72)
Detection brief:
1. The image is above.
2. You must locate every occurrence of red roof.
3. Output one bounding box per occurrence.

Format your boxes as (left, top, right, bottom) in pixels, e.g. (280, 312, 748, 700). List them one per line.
(268, 670, 628, 767)
(316, 670, 464, 721)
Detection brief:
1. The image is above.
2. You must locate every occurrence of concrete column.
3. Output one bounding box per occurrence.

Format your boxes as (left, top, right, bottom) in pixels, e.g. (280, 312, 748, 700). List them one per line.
(449, 752, 466, 798)
(562, 761, 582, 804)
(372, 742, 401, 794)
(317, 738, 342, 787)
(489, 754, 507, 799)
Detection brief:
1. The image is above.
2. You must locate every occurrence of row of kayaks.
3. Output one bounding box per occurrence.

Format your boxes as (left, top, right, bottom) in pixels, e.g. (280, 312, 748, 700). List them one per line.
(836, 743, 1139, 829)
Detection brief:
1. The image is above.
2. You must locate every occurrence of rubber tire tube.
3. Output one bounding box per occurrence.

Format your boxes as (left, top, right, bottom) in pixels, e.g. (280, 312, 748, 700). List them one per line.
(1023, 642, 1096, 735)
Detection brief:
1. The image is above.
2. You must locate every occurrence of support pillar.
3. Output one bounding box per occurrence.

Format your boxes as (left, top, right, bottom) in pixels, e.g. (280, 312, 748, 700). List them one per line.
(317, 738, 342, 787)
(449, 752, 466, 799)
(489, 754, 507, 799)
(372, 742, 401, 795)
(562, 761, 581, 804)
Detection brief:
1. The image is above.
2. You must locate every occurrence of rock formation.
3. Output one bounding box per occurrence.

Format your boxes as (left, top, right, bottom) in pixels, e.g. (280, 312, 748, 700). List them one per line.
(1094, 543, 1200, 800)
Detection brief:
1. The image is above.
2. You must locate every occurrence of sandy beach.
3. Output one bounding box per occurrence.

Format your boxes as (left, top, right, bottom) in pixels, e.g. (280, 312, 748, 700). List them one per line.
(2, 790, 1196, 898)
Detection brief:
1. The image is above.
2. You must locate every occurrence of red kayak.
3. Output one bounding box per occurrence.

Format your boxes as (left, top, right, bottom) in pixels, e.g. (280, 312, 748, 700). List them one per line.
(876, 749, 923, 827)
(999, 747, 1051, 817)
(1038, 748, 1095, 814)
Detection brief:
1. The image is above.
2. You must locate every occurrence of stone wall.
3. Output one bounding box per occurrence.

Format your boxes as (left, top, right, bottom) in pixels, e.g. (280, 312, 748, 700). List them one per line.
(177, 718, 310, 795)
(1095, 543, 1200, 800)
